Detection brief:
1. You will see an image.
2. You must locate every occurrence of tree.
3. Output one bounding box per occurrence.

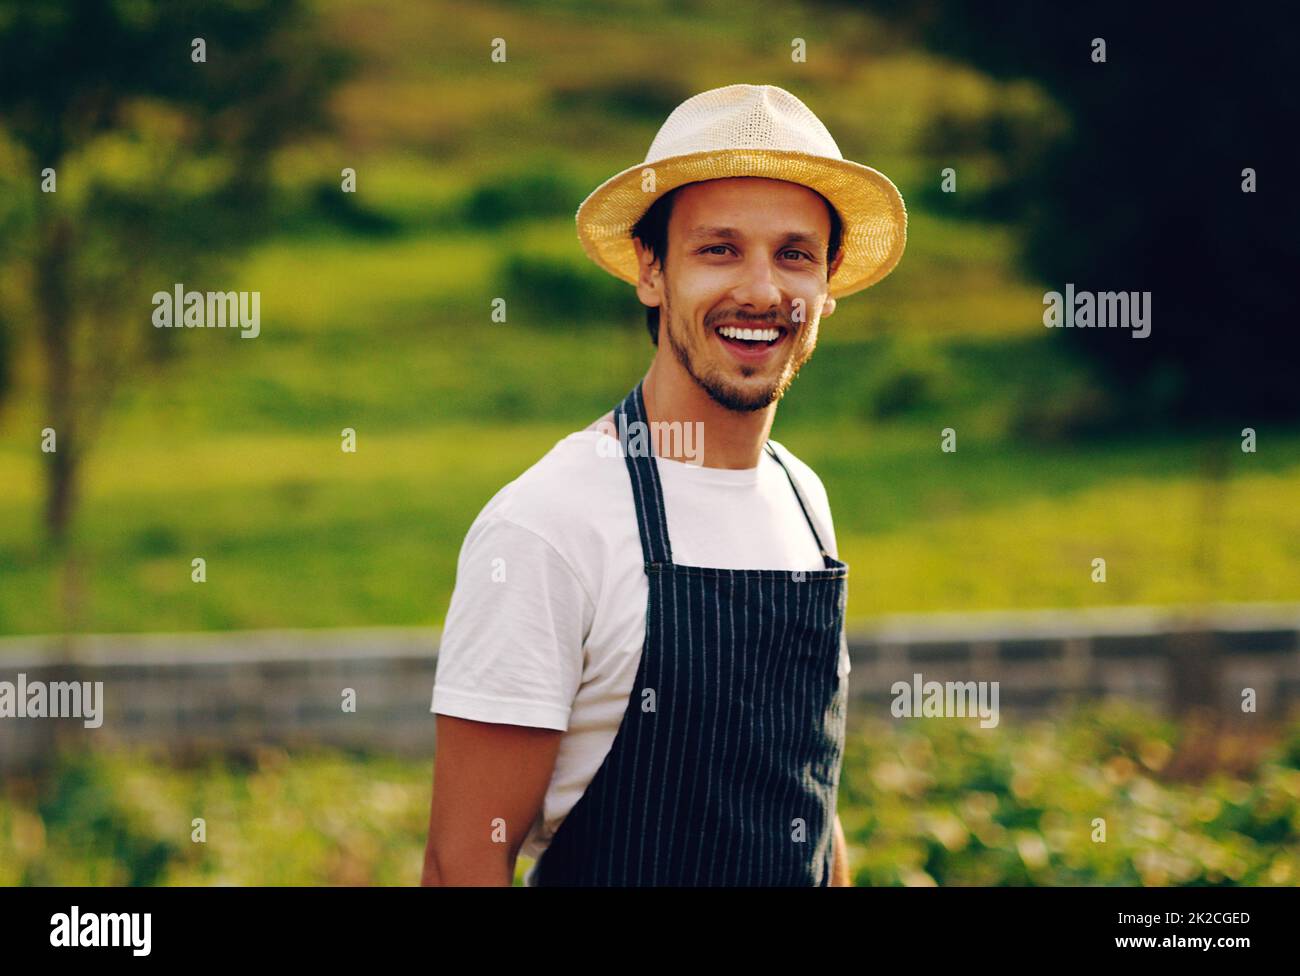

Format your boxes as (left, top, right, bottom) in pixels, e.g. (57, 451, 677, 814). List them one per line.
(834, 1, 1300, 429)
(0, 0, 353, 559)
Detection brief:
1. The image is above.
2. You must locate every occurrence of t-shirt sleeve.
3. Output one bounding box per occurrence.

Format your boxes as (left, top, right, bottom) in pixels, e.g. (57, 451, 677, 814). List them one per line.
(432, 514, 593, 731)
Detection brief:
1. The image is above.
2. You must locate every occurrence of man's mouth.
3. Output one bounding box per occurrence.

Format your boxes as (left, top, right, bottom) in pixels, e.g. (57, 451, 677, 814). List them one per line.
(713, 322, 788, 360)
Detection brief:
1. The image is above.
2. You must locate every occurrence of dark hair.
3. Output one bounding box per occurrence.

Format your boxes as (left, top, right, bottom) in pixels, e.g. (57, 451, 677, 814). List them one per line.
(629, 183, 844, 345)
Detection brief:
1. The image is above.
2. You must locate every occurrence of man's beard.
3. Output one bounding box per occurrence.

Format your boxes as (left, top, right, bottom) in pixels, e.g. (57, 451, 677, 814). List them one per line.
(664, 301, 814, 413)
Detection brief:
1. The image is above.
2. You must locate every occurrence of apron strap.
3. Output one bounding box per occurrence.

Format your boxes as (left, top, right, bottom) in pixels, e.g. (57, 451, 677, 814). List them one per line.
(764, 440, 833, 561)
(615, 381, 674, 565)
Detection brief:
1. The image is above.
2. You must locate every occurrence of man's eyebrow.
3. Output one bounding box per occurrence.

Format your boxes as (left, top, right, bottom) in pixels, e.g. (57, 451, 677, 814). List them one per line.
(686, 225, 742, 240)
(779, 231, 825, 248)
(685, 225, 825, 247)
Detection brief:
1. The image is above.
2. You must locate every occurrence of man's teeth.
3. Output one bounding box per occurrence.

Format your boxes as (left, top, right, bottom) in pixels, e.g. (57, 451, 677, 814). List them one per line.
(718, 325, 780, 342)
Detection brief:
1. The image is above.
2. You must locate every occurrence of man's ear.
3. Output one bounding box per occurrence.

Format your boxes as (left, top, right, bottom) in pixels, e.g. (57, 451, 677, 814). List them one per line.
(634, 238, 663, 311)
(822, 247, 846, 317)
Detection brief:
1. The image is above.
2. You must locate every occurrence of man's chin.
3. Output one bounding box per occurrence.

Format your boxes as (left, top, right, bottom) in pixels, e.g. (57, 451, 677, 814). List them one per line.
(699, 375, 783, 413)
(668, 328, 790, 412)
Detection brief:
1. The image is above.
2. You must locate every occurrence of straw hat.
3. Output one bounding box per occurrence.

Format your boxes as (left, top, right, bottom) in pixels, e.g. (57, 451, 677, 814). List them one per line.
(575, 83, 907, 299)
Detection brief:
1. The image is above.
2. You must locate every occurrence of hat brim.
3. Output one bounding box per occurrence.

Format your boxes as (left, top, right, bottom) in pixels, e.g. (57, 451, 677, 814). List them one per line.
(575, 148, 907, 299)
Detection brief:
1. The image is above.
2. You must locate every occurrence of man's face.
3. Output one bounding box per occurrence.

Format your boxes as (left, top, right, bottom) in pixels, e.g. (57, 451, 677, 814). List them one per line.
(636, 177, 844, 412)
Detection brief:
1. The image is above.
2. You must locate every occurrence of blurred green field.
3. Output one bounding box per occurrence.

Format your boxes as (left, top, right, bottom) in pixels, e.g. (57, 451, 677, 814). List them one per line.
(2, 221, 1298, 633)
(1, 0, 1298, 634)
(3, 701, 1297, 885)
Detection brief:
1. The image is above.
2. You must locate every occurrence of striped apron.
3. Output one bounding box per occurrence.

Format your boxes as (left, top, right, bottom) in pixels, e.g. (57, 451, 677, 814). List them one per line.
(533, 381, 849, 886)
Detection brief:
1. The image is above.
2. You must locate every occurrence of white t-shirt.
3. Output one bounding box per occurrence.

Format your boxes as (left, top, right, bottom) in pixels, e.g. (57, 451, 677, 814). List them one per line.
(430, 423, 850, 883)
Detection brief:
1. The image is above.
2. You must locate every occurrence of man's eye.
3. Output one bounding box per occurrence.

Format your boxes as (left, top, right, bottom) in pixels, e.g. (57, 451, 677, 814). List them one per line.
(701, 245, 733, 255)
(782, 250, 811, 261)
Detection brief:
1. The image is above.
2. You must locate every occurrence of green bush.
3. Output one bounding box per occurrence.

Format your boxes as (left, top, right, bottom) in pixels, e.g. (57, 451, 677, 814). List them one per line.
(460, 164, 587, 228)
(841, 701, 1300, 886)
(857, 335, 950, 420)
(498, 252, 640, 325)
(2, 703, 1296, 885)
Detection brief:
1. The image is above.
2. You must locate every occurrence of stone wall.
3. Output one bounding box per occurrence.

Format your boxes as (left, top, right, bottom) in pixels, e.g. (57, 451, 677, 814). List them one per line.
(1, 604, 1297, 770)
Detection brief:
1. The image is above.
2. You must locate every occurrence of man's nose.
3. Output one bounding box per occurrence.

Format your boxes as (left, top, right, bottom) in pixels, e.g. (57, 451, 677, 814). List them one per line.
(731, 255, 783, 314)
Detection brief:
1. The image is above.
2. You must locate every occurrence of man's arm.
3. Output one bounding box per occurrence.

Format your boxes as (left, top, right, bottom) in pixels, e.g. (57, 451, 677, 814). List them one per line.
(424, 512, 589, 886)
(421, 714, 562, 886)
(830, 814, 852, 887)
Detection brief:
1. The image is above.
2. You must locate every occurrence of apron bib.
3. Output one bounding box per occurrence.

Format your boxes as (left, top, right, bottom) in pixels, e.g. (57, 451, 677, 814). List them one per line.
(534, 381, 849, 886)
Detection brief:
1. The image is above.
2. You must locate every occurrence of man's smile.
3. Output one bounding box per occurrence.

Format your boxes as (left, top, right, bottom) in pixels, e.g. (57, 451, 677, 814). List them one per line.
(711, 321, 790, 363)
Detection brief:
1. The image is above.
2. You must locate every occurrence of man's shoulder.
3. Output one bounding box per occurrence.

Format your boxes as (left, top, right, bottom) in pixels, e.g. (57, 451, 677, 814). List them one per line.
(767, 436, 839, 553)
(473, 421, 627, 534)
(583, 409, 615, 433)
(767, 437, 829, 500)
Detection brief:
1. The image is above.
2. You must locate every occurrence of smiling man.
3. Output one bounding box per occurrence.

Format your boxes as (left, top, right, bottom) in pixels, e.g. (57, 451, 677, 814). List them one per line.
(423, 84, 906, 887)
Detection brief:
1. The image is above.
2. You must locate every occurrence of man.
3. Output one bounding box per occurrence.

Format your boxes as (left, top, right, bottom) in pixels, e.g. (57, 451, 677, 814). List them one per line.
(422, 83, 906, 886)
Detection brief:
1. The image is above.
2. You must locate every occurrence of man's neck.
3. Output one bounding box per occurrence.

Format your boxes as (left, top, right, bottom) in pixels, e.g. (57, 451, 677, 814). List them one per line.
(641, 357, 776, 469)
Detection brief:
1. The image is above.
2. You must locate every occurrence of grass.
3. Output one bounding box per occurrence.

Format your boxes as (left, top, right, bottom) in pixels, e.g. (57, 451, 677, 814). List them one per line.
(3, 395, 1297, 633)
